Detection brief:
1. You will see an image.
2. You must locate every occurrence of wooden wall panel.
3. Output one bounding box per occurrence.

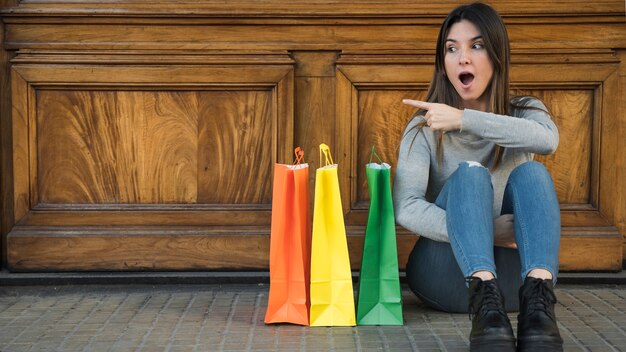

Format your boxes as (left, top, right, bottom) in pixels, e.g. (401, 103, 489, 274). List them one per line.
(139, 92, 198, 203)
(37, 90, 118, 204)
(354, 89, 595, 209)
(36, 89, 277, 205)
(197, 90, 273, 204)
(4, 23, 626, 51)
(5, 54, 295, 270)
(1, 1, 624, 272)
(336, 52, 622, 271)
(606, 51, 626, 265)
(295, 77, 336, 169)
(348, 88, 599, 231)
(8, 227, 272, 271)
(10, 70, 29, 223)
(37, 90, 199, 204)
(355, 89, 426, 208)
(517, 90, 594, 205)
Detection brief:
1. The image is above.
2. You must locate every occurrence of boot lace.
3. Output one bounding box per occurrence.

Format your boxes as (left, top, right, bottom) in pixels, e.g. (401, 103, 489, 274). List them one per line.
(466, 278, 506, 321)
(522, 279, 557, 320)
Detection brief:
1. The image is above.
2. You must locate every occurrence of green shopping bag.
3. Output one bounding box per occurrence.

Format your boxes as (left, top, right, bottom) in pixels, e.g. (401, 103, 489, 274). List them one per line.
(356, 147, 403, 325)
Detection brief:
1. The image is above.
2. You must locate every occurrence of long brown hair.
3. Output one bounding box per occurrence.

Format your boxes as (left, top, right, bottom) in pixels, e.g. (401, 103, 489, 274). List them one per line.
(407, 2, 548, 169)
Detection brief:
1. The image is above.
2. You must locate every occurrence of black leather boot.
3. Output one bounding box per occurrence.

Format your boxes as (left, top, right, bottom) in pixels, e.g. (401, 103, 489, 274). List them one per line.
(467, 277, 516, 352)
(517, 277, 563, 352)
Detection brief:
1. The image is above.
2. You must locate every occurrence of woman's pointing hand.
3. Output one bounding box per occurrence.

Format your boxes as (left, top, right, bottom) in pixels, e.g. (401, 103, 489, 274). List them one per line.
(403, 99, 463, 133)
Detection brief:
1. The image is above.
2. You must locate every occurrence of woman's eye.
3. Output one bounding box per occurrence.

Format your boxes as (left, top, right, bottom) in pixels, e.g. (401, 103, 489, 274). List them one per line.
(446, 46, 457, 53)
(472, 43, 484, 49)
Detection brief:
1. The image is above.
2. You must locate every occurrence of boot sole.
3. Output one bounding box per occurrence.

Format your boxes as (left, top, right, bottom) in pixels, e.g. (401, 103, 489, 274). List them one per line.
(517, 338, 563, 352)
(470, 337, 516, 352)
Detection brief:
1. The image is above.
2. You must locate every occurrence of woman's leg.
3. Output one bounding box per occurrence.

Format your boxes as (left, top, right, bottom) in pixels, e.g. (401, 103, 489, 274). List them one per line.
(406, 161, 523, 311)
(439, 162, 516, 351)
(405, 238, 522, 313)
(442, 161, 497, 278)
(503, 161, 563, 351)
(502, 161, 560, 281)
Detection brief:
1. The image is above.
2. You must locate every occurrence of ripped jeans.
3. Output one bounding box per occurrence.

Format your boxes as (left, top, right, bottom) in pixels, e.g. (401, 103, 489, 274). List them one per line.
(405, 161, 561, 312)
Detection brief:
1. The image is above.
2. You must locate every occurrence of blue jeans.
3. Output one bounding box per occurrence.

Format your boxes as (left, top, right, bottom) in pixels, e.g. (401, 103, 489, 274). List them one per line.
(405, 161, 561, 313)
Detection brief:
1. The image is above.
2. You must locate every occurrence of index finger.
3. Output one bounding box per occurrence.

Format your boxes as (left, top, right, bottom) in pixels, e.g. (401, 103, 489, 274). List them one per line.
(402, 99, 432, 110)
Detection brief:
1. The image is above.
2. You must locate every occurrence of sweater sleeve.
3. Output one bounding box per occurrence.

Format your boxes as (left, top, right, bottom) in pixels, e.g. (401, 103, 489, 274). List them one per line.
(460, 98, 559, 155)
(393, 119, 449, 242)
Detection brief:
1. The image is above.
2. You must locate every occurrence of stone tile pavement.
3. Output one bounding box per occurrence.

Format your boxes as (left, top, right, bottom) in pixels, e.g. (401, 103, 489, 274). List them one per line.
(0, 283, 624, 351)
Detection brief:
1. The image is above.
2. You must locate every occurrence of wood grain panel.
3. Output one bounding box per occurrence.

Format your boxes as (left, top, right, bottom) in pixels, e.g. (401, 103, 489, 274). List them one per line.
(519, 89, 594, 205)
(605, 56, 626, 265)
(12, 65, 293, 85)
(335, 53, 622, 271)
(38, 90, 122, 203)
(295, 78, 335, 194)
(355, 89, 427, 207)
(20, 209, 271, 226)
(621, 59, 626, 265)
(293, 50, 338, 197)
(557, 228, 623, 271)
(2, 1, 624, 274)
(108, 91, 143, 203)
(7, 227, 272, 271)
(6, 225, 621, 271)
(348, 228, 621, 272)
(197, 90, 273, 204)
(10, 70, 29, 223)
(14, 209, 610, 229)
(138, 91, 198, 203)
(353, 89, 594, 208)
(5, 0, 624, 17)
(6, 226, 394, 271)
(4, 22, 626, 51)
(0, 22, 10, 264)
(37, 90, 198, 204)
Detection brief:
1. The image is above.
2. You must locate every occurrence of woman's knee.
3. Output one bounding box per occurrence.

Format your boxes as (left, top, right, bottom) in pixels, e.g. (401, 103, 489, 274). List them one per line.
(453, 161, 491, 185)
(507, 161, 558, 203)
(510, 161, 551, 183)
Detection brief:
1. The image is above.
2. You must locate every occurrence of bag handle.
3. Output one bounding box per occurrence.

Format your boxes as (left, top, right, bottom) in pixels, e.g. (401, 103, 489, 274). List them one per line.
(319, 143, 334, 167)
(293, 147, 305, 165)
(369, 146, 383, 164)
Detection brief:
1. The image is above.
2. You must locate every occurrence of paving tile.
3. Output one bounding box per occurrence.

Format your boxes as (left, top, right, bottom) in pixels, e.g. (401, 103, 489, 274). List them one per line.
(0, 284, 624, 351)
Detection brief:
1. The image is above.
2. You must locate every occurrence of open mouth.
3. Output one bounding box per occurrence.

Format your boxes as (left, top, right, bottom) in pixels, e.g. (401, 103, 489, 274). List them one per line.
(459, 73, 475, 86)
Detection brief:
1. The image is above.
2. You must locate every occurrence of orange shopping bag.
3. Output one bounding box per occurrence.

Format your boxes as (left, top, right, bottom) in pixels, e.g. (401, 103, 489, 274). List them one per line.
(264, 147, 311, 325)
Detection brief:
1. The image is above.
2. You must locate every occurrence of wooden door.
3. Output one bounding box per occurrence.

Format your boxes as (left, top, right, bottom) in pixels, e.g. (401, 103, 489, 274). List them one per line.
(7, 55, 295, 270)
(1, 0, 624, 272)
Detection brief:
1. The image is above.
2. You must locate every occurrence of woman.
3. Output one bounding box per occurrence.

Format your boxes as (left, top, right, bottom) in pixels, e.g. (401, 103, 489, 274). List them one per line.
(394, 3, 563, 352)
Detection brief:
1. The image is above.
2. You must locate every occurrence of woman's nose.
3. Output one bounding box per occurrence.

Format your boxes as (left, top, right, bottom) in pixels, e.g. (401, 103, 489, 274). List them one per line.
(460, 48, 471, 64)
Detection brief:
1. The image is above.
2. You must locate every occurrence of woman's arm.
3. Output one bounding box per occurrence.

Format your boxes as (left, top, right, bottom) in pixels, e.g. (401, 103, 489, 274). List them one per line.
(393, 120, 449, 242)
(402, 98, 559, 155)
(461, 98, 559, 155)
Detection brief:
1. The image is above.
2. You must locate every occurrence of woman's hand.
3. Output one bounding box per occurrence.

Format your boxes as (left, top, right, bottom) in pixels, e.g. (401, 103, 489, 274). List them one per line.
(402, 99, 463, 133)
(494, 214, 517, 249)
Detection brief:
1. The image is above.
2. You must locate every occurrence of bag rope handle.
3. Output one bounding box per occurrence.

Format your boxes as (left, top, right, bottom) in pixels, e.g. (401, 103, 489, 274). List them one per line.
(369, 146, 383, 164)
(293, 147, 304, 165)
(319, 143, 334, 167)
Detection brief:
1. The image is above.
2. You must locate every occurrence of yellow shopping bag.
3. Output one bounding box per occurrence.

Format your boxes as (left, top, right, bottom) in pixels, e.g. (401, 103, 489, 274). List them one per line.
(309, 143, 356, 326)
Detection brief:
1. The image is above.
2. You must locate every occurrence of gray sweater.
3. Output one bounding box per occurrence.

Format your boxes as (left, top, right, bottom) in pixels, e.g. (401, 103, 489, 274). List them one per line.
(393, 98, 559, 243)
